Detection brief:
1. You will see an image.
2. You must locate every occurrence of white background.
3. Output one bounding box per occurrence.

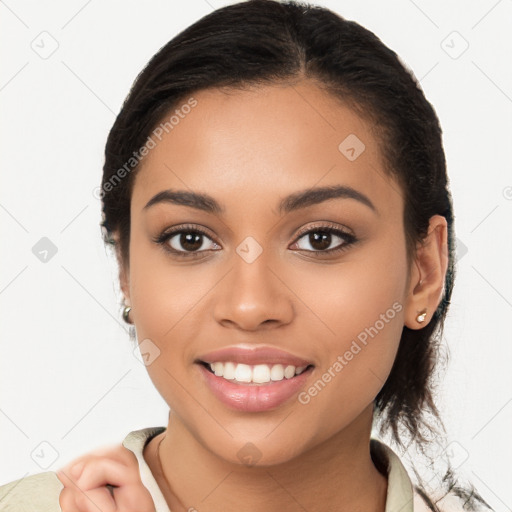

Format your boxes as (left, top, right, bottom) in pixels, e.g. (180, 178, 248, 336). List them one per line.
(1, 1, 511, 510)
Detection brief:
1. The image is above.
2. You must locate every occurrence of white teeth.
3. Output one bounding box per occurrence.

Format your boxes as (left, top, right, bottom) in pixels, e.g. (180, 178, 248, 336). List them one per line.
(206, 362, 309, 384)
(223, 362, 236, 380)
(252, 364, 271, 383)
(270, 364, 284, 381)
(284, 365, 296, 379)
(234, 363, 252, 382)
(212, 362, 223, 376)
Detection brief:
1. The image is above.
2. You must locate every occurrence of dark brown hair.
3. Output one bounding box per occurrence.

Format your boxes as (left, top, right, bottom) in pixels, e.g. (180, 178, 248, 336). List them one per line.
(100, 1, 492, 510)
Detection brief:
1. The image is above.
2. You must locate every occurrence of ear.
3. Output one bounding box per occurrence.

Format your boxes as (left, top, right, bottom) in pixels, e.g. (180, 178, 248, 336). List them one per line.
(404, 215, 449, 329)
(113, 233, 131, 306)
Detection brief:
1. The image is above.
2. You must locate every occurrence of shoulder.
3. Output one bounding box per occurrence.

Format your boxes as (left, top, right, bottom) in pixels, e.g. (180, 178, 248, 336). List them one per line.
(0, 427, 166, 512)
(370, 438, 484, 512)
(0, 472, 63, 512)
(413, 486, 492, 512)
(122, 425, 166, 453)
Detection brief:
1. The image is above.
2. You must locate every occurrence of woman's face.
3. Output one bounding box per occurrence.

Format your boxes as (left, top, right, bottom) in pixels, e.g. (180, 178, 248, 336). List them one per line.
(122, 80, 413, 465)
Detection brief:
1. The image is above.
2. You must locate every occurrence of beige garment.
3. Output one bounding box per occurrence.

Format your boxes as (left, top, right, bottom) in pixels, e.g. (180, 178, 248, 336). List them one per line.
(0, 426, 442, 512)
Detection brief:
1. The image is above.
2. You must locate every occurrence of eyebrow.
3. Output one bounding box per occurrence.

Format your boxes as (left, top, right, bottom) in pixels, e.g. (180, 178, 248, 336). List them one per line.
(278, 185, 376, 214)
(143, 190, 222, 213)
(143, 185, 377, 215)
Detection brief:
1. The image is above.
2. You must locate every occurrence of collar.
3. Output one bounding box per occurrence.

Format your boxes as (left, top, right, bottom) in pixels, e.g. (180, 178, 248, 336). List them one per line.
(370, 438, 416, 512)
(123, 427, 417, 512)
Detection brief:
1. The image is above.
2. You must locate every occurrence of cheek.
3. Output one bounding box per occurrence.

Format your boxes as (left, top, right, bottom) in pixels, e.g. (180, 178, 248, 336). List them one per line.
(127, 233, 216, 390)
(293, 236, 408, 430)
(126, 224, 232, 418)
(291, 234, 408, 345)
(128, 228, 213, 340)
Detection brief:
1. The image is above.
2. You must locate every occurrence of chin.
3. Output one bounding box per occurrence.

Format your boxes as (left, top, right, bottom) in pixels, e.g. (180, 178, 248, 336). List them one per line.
(201, 431, 313, 469)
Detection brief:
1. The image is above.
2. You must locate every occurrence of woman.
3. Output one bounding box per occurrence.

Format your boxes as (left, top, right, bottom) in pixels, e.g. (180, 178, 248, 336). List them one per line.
(0, 1, 495, 511)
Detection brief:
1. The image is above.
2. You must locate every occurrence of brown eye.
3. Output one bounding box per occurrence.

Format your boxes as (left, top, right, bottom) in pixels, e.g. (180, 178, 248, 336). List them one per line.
(308, 232, 332, 251)
(153, 224, 222, 258)
(167, 230, 217, 252)
(297, 229, 345, 251)
(178, 232, 203, 251)
(295, 229, 349, 252)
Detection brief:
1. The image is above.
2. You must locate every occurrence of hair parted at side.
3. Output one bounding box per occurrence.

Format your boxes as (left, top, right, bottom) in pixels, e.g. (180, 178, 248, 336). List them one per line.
(100, 1, 492, 510)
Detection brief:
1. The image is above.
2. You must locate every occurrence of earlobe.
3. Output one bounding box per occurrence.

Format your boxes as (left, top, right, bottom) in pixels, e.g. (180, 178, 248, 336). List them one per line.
(119, 264, 130, 304)
(404, 215, 449, 330)
(118, 252, 133, 325)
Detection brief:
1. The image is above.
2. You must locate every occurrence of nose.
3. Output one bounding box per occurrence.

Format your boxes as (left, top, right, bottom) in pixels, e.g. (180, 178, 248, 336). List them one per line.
(212, 253, 295, 331)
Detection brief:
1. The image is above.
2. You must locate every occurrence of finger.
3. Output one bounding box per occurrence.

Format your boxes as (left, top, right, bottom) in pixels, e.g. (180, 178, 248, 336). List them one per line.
(58, 466, 121, 512)
(57, 468, 83, 489)
(73, 487, 117, 512)
(58, 444, 136, 478)
(74, 444, 138, 467)
(76, 458, 140, 491)
(59, 486, 114, 512)
(59, 487, 78, 512)
(60, 474, 155, 512)
(56, 469, 71, 487)
(114, 483, 156, 512)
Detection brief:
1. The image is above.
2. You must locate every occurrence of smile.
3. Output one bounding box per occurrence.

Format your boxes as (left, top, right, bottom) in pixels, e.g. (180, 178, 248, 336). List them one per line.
(196, 345, 315, 411)
(204, 362, 309, 384)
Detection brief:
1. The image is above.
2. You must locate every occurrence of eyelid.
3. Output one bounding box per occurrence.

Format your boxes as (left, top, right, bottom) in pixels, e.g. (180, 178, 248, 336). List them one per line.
(153, 221, 357, 258)
(292, 221, 354, 240)
(152, 223, 221, 257)
(156, 223, 218, 241)
(289, 221, 357, 256)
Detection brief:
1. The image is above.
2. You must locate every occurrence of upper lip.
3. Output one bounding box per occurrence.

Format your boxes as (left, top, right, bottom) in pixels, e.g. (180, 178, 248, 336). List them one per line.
(197, 345, 314, 367)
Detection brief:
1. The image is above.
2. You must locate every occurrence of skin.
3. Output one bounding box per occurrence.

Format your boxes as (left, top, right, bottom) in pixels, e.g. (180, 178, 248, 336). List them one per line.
(112, 79, 448, 512)
(57, 446, 154, 512)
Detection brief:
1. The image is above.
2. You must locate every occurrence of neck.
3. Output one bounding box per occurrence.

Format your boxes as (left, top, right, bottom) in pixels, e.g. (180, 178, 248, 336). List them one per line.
(144, 404, 388, 512)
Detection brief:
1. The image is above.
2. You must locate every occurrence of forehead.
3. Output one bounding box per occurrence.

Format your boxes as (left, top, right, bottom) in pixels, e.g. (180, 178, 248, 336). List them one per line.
(131, 81, 402, 217)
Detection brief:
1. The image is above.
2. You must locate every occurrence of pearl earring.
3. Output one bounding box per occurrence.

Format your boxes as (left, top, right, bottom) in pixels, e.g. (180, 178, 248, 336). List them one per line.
(122, 306, 132, 324)
(416, 308, 427, 323)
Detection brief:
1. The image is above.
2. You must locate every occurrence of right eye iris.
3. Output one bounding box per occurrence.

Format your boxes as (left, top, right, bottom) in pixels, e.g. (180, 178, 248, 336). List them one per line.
(172, 232, 204, 252)
(308, 231, 332, 251)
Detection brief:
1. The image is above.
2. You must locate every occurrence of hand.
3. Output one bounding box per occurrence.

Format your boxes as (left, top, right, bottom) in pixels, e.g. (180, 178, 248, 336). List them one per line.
(57, 443, 156, 512)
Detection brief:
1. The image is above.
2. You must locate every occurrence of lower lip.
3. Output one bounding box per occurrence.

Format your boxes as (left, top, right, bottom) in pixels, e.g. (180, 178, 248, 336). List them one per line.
(197, 364, 313, 412)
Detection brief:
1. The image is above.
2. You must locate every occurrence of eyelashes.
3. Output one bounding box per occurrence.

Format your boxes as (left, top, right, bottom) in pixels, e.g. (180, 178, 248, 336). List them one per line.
(153, 224, 219, 258)
(152, 222, 357, 259)
(288, 224, 357, 256)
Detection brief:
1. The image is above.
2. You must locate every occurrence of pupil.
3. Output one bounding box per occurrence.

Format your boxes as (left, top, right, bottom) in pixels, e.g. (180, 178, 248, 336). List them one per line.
(181, 232, 202, 251)
(309, 231, 331, 250)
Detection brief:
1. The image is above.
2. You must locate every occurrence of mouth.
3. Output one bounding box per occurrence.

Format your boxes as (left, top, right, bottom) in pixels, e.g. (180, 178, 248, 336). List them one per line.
(195, 346, 315, 412)
(198, 360, 314, 385)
